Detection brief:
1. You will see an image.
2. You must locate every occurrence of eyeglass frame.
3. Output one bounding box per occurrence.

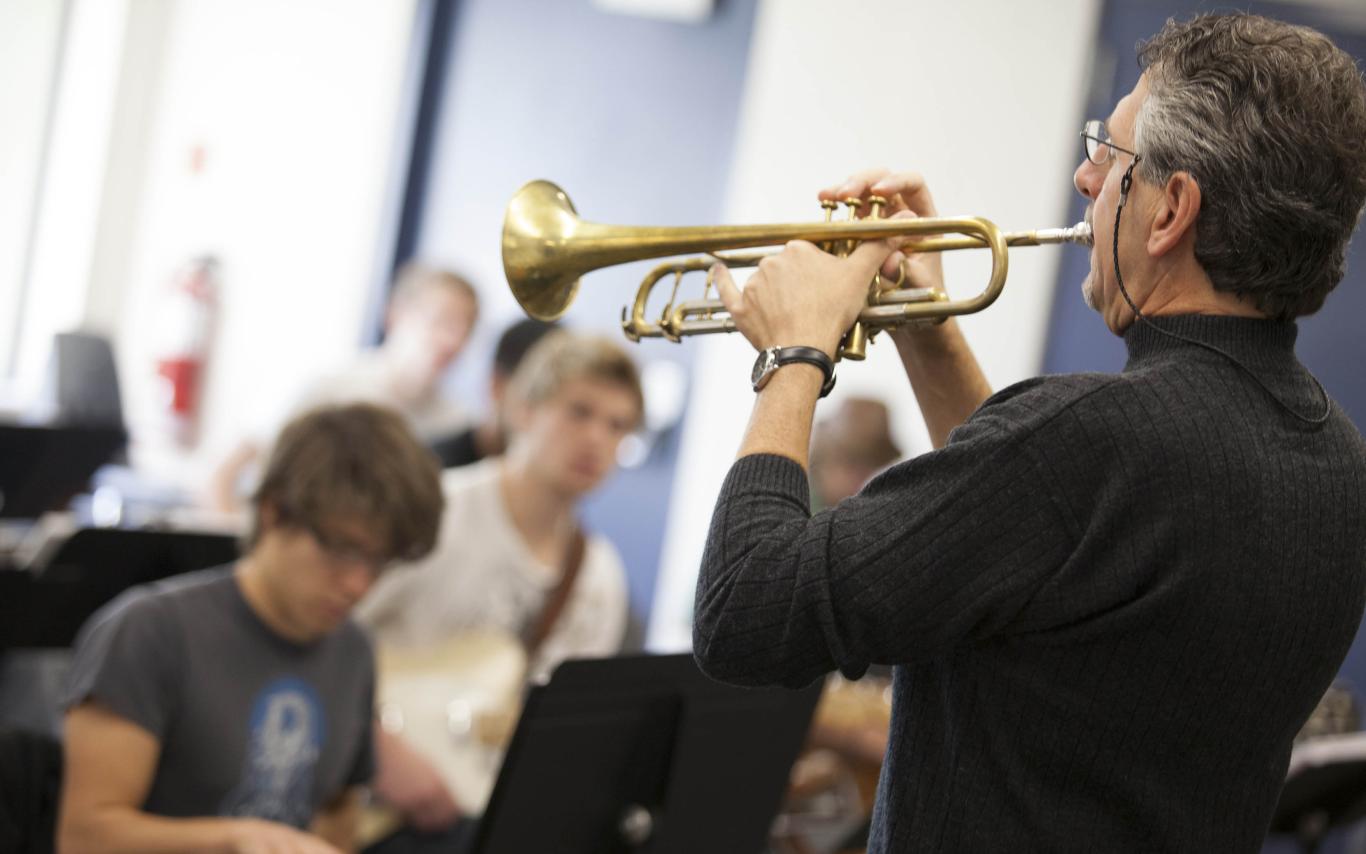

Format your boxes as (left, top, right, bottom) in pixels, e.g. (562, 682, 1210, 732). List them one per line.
(1080, 119, 1140, 165)
(307, 522, 391, 575)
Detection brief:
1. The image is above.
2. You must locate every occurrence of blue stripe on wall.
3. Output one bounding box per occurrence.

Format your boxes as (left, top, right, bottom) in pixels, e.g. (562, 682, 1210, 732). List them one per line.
(410, 0, 759, 643)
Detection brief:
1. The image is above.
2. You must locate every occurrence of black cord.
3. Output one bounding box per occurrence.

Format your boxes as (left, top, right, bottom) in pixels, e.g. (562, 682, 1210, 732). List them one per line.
(1110, 157, 1331, 426)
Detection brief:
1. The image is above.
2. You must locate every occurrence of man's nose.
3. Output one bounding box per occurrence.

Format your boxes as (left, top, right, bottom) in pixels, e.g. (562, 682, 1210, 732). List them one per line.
(340, 563, 374, 601)
(1074, 159, 1101, 200)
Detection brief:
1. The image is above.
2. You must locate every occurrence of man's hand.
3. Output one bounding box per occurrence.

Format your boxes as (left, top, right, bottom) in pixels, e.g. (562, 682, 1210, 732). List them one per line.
(371, 727, 461, 833)
(712, 239, 895, 358)
(819, 169, 947, 313)
(226, 818, 346, 854)
(712, 168, 954, 357)
(821, 169, 992, 446)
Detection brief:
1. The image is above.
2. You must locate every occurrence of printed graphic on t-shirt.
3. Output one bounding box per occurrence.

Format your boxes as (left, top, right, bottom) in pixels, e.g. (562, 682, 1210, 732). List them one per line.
(220, 676, 325, 827)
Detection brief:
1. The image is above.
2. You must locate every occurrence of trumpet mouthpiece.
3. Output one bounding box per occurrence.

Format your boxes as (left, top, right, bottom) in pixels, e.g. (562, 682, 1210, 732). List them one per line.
(1026, 222, 1093, 248)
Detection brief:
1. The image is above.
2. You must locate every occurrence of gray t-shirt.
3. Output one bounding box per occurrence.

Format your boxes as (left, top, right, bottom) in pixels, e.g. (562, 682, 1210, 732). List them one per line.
(63, 567, 374, 828)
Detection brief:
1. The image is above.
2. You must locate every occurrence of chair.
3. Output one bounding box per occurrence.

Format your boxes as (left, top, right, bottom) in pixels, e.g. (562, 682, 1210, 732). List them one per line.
(46, 331, 124, 429)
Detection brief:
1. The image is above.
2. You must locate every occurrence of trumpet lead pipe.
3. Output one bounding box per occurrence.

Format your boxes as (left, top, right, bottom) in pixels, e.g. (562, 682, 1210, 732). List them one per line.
(899, 221, 1092, 254)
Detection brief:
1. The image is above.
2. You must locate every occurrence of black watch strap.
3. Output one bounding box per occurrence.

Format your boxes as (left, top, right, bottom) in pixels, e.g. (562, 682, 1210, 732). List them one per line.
(772, 346, 837, 398)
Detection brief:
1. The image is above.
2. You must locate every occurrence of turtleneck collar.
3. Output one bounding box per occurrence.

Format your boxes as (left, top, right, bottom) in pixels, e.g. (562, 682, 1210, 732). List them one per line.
(1123, 314, 1298, 371)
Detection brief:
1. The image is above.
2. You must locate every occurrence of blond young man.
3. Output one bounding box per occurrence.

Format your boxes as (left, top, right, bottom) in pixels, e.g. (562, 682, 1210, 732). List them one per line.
(356, 332, 644, 838)
(59, 404, 444, 854)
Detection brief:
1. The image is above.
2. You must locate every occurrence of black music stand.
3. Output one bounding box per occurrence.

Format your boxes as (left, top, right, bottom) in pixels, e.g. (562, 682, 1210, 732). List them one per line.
(1270, 734, 1366, 853)
(0, 424, 126, 519)
(0, 528, 239, 649)
(471, 653, 821, 854)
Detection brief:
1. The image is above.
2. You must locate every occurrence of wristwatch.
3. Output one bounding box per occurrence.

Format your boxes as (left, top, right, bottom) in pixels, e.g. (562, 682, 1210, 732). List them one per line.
(751, 346, 836, 398)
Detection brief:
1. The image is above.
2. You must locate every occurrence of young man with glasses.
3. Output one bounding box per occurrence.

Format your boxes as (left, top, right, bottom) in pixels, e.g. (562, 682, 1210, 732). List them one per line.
(695, 13, 1366, 850)
(58, 404, 444, 853)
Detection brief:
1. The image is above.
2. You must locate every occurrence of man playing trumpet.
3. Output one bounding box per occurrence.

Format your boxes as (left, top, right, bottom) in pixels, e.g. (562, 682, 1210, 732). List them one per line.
(694, 13, 1366, 850)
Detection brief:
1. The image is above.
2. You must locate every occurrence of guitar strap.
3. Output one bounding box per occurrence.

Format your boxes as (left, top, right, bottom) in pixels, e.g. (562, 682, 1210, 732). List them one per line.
(523, 525, 587, 658)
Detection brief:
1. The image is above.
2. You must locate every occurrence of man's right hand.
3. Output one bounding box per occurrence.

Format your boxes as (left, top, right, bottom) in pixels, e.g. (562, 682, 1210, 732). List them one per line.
(820, 169, 993, 448)
(819, 169, 948, 313)
(372, 727, 462, 832)
(226, 818, 345, 854)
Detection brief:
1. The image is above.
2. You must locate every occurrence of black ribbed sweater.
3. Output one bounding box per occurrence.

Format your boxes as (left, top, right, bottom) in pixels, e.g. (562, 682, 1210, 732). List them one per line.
(694, 315, 1366, 852)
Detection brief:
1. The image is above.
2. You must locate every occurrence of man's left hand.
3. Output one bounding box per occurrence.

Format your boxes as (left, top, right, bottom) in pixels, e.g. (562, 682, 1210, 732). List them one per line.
(712, 237, 897, 358)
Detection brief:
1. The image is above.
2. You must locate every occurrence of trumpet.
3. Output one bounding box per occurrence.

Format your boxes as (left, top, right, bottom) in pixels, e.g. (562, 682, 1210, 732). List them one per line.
(502, 179, 1091, 360)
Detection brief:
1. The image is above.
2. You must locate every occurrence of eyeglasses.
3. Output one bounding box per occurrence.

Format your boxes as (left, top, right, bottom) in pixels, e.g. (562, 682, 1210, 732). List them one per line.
(308, 524, 389, 575)
(1081, 119, 1140, 165)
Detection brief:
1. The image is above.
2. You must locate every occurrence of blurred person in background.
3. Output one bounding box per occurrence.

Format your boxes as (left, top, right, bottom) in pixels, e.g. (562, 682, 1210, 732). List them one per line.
(355, 332, 643, 851)
(429, 317, 557, 468)
(808, 397, 902, 512)
(210, 262, 478, 514)
(58, 404, 443, 854)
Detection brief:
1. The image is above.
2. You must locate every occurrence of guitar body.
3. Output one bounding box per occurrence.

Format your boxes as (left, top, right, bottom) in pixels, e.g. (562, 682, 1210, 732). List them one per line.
(360, 630, 528, 845)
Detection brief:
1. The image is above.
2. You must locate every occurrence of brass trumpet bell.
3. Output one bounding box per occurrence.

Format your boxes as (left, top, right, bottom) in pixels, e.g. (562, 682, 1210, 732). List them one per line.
(502, 180, 587, 322)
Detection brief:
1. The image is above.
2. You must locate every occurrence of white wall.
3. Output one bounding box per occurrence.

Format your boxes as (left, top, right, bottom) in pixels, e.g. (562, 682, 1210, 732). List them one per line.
(11, 0, 125, 398)
(0, 0, 67, 389)
(77, 0, 420, 486)
(648, 0, 1103, 650)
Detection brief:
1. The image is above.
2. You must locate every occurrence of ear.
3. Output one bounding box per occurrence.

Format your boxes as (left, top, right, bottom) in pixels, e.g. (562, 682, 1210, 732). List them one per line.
(256, 500, 280, 535)
(505, 394, 533, 435)
(1147, 171, 1201, 258)
(489, 372, 509, 406)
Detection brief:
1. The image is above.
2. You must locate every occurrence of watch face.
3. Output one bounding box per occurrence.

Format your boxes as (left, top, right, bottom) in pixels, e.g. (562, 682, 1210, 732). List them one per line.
(751, 348, 778, 389)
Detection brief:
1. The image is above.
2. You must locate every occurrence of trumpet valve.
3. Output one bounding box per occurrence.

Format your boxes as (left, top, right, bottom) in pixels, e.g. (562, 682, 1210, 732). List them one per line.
(868, 195, 887, 219)
(903, 289, 951, 329)
(836, 197, 865, 256)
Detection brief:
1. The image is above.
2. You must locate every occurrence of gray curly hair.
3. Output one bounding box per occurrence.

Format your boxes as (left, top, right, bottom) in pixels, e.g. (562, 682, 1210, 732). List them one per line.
(1134, 14, 1366, 320)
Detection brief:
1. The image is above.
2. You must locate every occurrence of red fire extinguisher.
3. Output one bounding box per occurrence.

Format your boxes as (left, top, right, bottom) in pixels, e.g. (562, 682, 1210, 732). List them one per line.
(153, 255, 219, 447)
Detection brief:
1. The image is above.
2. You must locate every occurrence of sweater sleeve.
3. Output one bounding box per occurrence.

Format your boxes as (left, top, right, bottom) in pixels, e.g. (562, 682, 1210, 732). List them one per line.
(693, 404, 1079, 688)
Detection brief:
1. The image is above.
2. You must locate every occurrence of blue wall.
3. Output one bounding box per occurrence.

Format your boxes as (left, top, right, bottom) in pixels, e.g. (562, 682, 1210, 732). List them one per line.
(413, 0, 758, 641)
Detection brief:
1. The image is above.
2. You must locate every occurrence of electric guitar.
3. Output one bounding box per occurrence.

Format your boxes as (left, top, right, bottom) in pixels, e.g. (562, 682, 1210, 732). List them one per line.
(359, 630, 528, 846)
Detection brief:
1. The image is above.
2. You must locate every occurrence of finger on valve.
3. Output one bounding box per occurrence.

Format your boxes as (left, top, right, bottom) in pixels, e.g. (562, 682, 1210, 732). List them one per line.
(820, 168, 892, 204)
(871, 172, 938, 218)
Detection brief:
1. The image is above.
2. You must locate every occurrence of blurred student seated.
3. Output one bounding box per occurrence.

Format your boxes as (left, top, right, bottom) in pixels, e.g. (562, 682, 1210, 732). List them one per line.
(354, 331, 644, 845)
(428, 317, 557, 468)
(789, 397, 902, 852)
(808, 396, 902, 511)
(57, 403, 443, 854)
(209, 262, 478, 514)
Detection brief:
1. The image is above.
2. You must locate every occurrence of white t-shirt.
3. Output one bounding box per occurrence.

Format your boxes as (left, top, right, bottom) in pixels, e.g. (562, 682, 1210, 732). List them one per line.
(355, 460, 628, 682)
(295, 351, 466, 442)
(218, 352, 467, 512)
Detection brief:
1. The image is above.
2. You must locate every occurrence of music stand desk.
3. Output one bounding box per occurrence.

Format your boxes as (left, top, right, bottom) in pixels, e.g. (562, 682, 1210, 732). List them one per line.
(0, 423, 126, 519)
(0, 527, 239, 649)
(1271, 732, 1366, 853)
(473, 653, 821, 854)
